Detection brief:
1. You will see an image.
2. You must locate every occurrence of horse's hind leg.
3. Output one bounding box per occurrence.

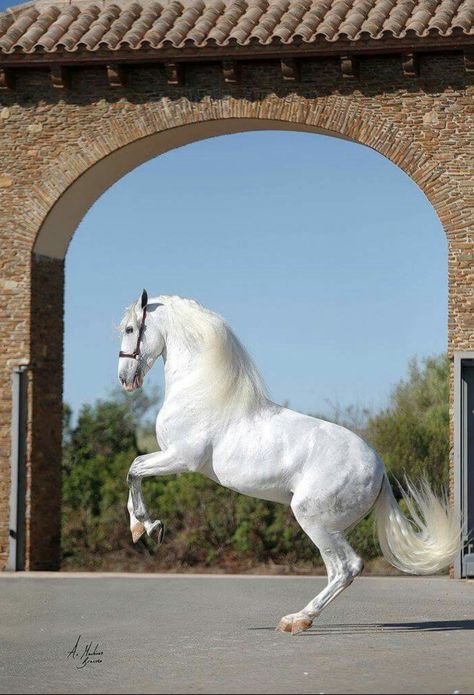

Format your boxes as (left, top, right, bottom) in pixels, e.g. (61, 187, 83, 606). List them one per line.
(277, 504, 363, 635)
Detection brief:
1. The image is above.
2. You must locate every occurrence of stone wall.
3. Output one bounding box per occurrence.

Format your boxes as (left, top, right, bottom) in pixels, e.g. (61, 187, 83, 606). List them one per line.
(0, 51, 472, 569)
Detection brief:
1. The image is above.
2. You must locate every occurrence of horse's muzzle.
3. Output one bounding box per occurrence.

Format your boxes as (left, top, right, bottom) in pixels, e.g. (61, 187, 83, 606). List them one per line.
(120, 373, 143, 391)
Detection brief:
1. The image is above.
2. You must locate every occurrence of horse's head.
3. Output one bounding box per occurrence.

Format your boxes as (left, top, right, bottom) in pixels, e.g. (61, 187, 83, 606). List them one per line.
(118, 289, 165, 391)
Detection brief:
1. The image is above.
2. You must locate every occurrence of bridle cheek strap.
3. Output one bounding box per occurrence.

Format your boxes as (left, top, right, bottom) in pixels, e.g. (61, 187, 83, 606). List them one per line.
(119, 305, 147, 360)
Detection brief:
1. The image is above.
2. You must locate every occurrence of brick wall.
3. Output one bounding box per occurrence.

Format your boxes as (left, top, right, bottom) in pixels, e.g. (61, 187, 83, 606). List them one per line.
(0, 52, 472, 570)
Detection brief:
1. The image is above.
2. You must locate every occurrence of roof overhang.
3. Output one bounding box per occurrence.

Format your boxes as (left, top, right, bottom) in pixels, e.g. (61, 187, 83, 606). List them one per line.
(1, 33, 474, 67)
(1, 1, 473, 85)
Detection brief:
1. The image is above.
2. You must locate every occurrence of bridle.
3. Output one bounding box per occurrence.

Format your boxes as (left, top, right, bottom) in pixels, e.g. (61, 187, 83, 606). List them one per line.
(119, 303, 147, 360)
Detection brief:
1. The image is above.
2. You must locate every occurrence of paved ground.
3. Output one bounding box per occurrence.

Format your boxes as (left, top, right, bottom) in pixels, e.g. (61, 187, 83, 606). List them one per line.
(1, 574, 473, 694)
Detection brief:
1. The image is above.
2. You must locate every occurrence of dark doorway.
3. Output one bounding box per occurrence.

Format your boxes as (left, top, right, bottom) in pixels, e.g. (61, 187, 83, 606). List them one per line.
(455, 354, 474, 577)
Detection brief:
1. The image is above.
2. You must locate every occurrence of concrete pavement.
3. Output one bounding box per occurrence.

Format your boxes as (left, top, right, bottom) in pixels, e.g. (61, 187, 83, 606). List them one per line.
(1, 573, 473, 694)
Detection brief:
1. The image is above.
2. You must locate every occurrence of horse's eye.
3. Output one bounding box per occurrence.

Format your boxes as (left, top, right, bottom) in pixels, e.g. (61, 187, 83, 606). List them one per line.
(125, 327, 134, 334)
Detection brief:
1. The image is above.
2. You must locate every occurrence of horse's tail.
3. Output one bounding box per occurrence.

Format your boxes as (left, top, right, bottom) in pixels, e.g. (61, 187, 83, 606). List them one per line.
(374, 474, 462, 575)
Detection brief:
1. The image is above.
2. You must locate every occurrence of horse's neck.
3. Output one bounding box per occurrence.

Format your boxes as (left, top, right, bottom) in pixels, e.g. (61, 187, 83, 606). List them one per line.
(161, 334, 198, 404)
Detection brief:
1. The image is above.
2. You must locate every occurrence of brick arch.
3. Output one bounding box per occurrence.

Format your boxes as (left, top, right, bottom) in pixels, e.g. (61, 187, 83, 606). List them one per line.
(29, 94, 455, 260)
(21, 96, 457, 571)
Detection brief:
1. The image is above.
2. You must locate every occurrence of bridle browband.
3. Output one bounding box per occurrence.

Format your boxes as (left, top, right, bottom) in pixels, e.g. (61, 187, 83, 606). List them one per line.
(119, 303, 147, 360)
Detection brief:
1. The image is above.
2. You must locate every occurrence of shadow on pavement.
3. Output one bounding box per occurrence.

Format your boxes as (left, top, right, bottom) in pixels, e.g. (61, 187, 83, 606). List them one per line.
(250, 620, 474, 634)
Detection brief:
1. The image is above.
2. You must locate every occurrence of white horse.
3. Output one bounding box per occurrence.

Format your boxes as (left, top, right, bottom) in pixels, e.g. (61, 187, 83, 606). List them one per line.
(118, 290, 461, 634)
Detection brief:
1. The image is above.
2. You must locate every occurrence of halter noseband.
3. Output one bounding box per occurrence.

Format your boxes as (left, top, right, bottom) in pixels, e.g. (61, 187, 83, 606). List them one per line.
(119, 304, 147, 360)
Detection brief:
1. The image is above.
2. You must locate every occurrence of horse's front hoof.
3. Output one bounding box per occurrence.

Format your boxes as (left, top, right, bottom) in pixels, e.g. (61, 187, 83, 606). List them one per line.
(276, 613, 313, 635)
(131, 521, 145, 544)
(146, 520, 165, 544)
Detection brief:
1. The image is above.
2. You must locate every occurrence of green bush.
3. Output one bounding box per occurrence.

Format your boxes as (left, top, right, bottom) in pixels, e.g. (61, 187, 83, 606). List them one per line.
(365, 354, 449, 488)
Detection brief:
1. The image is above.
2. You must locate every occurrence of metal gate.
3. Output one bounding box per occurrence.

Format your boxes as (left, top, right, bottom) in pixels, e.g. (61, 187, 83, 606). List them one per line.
(454, 353, 474, 578)
(6, 367, 28, 571)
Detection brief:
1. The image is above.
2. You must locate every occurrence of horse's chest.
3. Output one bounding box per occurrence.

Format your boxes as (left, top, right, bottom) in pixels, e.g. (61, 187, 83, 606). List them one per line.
(155, 411, 194, 452)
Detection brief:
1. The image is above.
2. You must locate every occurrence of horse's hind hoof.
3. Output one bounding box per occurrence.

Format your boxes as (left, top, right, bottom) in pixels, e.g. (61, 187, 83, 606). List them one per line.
(276, 613, 313, 635)
(146, 520, 165, 544)
(291, 617, 313, 635)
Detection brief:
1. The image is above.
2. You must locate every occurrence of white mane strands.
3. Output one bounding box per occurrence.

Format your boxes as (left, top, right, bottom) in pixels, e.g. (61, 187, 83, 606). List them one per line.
(159, 296, 268, 418)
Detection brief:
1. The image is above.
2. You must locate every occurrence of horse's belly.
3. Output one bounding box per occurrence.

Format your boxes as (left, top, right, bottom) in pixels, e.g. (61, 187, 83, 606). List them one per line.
(209, 461, 292, 504)
(209, 436, 296, 505)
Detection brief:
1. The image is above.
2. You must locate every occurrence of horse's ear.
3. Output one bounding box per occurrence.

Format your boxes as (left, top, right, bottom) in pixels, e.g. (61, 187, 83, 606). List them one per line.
(140, 289, 148, 309)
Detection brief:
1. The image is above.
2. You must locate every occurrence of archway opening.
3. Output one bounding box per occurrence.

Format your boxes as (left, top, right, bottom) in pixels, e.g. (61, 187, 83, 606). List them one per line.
(57, 126, 447, 572)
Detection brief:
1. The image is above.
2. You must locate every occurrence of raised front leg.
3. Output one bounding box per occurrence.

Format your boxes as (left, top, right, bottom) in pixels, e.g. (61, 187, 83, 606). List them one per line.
(127, 447, 189, 544)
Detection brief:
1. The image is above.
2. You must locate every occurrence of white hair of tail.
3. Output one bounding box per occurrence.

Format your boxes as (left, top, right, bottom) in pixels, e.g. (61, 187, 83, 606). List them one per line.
(159, 296, 268, 418)
(375, 475, 462, 575)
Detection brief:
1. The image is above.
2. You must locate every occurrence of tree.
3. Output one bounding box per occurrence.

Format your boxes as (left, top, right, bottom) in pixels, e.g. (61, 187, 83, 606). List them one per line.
(364, 354, 449, 489)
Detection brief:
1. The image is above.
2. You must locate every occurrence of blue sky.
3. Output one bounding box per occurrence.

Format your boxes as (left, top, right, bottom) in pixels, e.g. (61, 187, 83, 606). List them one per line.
(64, 129, 446, 417)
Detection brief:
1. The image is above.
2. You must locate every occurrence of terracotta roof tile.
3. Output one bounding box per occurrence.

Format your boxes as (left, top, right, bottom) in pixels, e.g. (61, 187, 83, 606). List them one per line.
(0, 0, 472, 54)
(56, 6, 101, 49)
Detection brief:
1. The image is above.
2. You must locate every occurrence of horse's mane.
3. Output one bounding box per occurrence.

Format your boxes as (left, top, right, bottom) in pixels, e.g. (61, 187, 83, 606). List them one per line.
(122, 295, 268, 418)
